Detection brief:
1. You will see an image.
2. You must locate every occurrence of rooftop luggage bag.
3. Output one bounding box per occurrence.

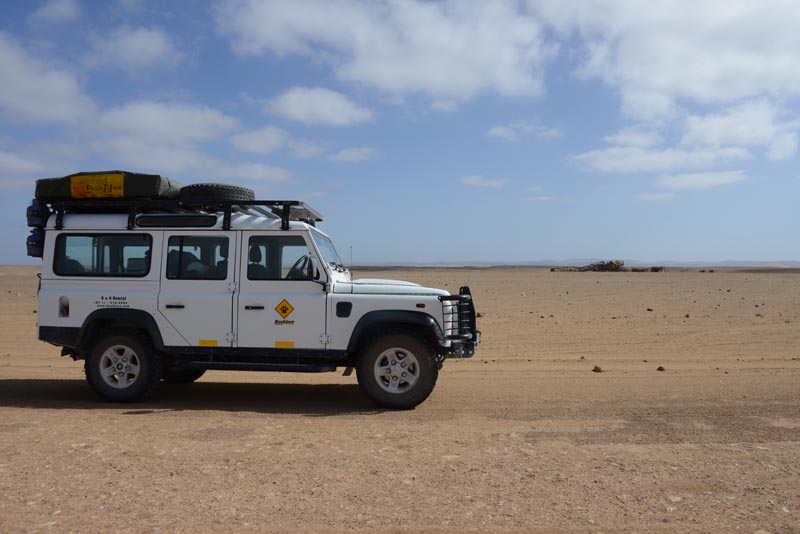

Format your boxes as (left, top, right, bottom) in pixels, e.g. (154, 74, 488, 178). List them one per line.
(35, 171, 183, 201)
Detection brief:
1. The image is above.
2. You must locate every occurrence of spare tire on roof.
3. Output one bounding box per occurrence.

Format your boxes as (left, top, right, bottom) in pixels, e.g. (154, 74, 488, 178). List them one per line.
(179, 183, 256, 204)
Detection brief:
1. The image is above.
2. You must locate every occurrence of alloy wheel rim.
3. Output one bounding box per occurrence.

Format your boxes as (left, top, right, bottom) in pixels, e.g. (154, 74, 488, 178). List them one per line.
(373, 348, 419, 394)
(99, 345, 141, 389)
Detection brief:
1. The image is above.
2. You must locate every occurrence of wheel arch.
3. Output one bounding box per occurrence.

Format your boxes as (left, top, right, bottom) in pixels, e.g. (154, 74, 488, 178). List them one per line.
(346, 310, 444, 354)
(76, 309, 165, 354)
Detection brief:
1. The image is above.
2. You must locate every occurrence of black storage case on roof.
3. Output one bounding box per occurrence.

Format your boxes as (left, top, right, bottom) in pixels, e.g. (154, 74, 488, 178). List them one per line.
(35, 170, 182, 201)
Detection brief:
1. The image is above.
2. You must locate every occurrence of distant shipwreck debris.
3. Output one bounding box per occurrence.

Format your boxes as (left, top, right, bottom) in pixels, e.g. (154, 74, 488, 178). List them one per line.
(551, 260, 664, 273)
(551, 260, 625, 272)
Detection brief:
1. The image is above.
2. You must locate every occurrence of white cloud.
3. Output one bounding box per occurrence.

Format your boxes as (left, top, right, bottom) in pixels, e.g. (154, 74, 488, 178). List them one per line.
(431, 99, 459, 113)
(87, 27, 180, 72)
(267, 86, 373, 126)
(541, 5, 800, 181)
(29, 0, 80, 26)
(0, 140, 87, 190)
(231, 126, 289, 155)
(231, 125, 326, 158)
(487, 119, 561, 143)
(573, 146, 749, 174)
(329, 147, 380, 162)
(768, 132, 798, 161)
(460, 175, 507, 188)
(578, 118, 761, 177)
(288, 139, 326, 159)
(655, 171, 745, 190)
(681, 100, 799, 161)
(96, 136, 205, 175)
(0, 150, 45, 176)
(604, 126, 663, 148)
(639, 192, 677, 202)
(98, 101, 238, 145)
(0, 33, 95, 123)
(216, 0, 554, 104)
(94, 101, 290, 183)
(97, 135, 292, 183)
(682, 100, 777, 148)
(534, 1, 800, 120)
(487, 126, 516, 142)
(0, 151, 46, 189)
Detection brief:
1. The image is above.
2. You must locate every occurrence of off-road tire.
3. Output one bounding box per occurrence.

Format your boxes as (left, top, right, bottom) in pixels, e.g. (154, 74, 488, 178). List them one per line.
(85, 331, 161, 402)
(356, 330, 439, 410)
(179, 183, 256, 204)
(162, 368, 206, 384)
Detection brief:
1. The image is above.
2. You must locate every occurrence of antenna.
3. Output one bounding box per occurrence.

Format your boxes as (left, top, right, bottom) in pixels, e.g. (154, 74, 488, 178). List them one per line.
(350, 245, 353, 268)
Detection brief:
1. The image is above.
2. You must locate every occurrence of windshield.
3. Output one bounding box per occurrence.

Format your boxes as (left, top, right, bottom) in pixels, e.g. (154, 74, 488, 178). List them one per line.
(311, 230, 345, 270)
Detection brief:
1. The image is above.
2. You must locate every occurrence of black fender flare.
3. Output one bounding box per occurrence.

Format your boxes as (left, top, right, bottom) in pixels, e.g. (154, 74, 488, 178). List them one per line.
(76, 309, 165, 351)
(346, 310, 445, 354)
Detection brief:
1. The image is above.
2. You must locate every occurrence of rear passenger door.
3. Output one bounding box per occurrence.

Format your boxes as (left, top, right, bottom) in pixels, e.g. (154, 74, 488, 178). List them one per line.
(158, 232, 237, 347)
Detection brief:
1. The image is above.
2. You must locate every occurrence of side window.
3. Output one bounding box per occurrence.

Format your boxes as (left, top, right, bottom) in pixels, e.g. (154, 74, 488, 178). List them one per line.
(166, 236, 228, 280)
(247, 235, 312, 280)
(54, 234, 152, 277)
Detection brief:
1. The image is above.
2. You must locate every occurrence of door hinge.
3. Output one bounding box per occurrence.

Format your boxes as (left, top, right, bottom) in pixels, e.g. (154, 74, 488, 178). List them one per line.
(320, 333, 331, 345)
(225, 332, 237, 343)
(227, 281, 238, 292)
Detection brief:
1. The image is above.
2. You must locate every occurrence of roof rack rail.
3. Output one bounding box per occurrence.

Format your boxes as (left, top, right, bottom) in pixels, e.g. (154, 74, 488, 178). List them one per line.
(41, 199, 323, 231)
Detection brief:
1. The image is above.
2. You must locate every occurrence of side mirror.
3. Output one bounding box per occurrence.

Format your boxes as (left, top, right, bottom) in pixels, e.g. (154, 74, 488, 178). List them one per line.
(306, 256, 319, 280)
(306, 256, 316, 279)
(308, 257, 328, 291)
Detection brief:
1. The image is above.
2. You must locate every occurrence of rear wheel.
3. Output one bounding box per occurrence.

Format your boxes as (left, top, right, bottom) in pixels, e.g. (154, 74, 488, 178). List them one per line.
(85, 332, 161, 402)
(356, 331, 438, 410)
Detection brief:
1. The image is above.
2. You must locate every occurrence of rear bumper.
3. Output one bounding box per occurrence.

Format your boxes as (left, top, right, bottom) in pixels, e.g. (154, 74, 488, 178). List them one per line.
(39, 325, 79, 348)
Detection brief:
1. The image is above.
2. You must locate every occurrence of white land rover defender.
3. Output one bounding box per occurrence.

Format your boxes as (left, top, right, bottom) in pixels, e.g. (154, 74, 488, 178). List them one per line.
(26, 171, 479, 409)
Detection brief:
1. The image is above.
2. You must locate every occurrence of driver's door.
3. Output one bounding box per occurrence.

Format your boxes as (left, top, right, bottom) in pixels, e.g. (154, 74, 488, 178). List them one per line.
(235, 232, 328, 349)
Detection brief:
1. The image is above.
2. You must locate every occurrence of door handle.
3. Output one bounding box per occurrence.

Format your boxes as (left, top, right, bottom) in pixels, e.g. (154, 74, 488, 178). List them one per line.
(165, 304, 185, 309)
(244, 305, 265, 310)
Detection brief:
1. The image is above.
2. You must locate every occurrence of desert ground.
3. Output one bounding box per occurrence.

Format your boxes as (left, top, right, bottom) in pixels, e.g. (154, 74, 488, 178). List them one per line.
(0, 264, 797, 533)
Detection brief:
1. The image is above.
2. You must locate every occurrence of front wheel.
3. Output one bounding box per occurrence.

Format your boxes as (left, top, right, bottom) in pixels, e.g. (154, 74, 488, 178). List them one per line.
(356, 332, 439, 410)
(85, 332, 161, 402)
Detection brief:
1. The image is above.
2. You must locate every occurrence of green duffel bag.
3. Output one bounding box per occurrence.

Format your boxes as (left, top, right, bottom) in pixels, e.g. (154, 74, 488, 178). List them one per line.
(35, 171, 183, 201)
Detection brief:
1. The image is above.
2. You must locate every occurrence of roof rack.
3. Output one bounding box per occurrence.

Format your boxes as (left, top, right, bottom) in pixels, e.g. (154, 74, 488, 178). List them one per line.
(42, 199, 324, 231)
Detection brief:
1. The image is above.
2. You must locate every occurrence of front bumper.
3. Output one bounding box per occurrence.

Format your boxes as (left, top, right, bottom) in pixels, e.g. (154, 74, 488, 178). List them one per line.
(439, 286, 480, 358)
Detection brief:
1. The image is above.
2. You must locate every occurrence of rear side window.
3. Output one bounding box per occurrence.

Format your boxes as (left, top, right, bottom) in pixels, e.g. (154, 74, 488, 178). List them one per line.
(54, 234, 152, 277)
(166, 235, 229, 280)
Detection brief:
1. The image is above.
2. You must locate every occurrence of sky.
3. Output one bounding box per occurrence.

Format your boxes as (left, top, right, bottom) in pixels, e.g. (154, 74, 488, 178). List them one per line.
(1, 0, 798, 265)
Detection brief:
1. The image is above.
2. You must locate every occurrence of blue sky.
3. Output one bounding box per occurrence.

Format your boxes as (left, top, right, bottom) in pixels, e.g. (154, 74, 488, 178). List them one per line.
(1, 0, 798, 264)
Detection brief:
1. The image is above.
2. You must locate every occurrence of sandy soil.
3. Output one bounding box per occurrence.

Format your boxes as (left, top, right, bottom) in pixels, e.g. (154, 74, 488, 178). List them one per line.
(0, 265, 798, 533)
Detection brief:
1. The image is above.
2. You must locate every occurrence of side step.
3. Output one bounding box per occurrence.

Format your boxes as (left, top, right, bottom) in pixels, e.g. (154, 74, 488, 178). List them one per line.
(176, 362, 337, 373)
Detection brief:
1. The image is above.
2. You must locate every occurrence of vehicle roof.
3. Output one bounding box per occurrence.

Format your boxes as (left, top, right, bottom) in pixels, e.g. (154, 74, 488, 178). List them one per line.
(46, 212, 316, 232)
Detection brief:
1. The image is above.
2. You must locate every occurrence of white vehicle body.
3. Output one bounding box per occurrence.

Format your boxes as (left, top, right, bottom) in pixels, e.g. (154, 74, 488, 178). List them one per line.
(38, 213, 465, 351)
(28, 187, 479, 408)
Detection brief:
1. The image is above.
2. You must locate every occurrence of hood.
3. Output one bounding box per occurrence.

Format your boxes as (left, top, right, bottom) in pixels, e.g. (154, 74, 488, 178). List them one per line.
(335, 278, 449, 296)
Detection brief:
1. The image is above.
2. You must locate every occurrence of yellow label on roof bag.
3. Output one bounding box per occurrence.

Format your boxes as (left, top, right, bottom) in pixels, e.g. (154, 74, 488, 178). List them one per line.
(70, 173, 125, 198)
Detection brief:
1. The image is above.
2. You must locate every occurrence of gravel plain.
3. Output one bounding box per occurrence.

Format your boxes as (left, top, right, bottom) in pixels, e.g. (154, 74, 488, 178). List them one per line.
(0, 265, 798, 533)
